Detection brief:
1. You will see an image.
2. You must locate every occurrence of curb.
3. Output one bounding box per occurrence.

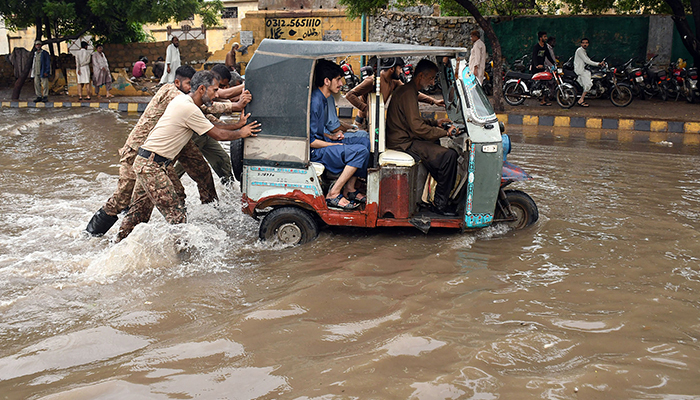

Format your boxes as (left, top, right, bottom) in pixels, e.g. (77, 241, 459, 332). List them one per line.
(1, 101, 148, 113)
(5, 101, 700, 136)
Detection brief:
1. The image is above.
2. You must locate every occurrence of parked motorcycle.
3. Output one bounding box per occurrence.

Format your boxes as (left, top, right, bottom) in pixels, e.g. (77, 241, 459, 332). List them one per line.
(339, 56, 360, 91)
(685, 66, 699, 103)
(638, 55, 669, 101)
(619, 57, 645, 99)
(666, 58, 692, 102)
(562, 58, 634, 107)
(510, 54, 530, 73)
(360, 65, 374, 80)
(401, 63, 414, 83)
(503, 65, 577, 108)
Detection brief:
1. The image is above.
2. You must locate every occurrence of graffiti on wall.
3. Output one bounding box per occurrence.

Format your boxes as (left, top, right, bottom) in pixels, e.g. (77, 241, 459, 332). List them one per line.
(265, 18, 323, 40)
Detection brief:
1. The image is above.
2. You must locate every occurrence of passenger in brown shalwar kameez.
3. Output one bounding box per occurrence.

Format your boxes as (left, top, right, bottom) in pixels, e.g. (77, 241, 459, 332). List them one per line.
(386, 59, 459, 216)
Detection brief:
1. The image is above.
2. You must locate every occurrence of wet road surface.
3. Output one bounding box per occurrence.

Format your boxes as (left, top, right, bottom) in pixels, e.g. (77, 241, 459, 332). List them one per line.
(1, 108, 700, 399)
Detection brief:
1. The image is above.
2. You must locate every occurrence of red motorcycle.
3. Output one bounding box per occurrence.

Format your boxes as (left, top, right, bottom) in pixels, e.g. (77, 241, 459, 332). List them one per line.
(503, 65, 577, 108)
(339, 56, 360, 91)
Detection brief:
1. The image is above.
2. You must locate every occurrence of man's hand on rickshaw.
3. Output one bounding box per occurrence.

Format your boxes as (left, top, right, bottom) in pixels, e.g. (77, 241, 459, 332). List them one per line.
(236, 90, 252, 107)
(438, 118, 452, 126)
(237, 112, 250, 126)
(433, 98, 446, 107)
(447, 125, 459, 136)
(240, 121, 261, 138)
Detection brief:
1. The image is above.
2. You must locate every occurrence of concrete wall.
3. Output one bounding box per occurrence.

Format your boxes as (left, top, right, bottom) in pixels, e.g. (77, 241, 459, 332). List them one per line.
(101, 39, 210, 70)
(369, 11, 476, 47)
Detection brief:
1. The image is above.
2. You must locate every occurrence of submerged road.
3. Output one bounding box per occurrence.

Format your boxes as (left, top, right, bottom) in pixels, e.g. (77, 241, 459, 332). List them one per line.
(1, 108, 700, 399)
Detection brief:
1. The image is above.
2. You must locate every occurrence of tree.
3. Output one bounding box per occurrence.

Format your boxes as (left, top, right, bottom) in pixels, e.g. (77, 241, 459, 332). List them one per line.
(340, 0, 506, 111)
(0, 0, 223, 99)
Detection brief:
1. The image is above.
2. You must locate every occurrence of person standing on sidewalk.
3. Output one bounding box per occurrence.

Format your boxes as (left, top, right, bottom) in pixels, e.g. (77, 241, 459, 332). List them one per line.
(469, 30, 487, 85)
(160, 37, 181, 84)
(574, 37, 603, 107)
(116, 70, 261, 241)
(91, 44, 113, 99)
(31, 41, 51, 103)
(75, 41, 92, 101)
(530, 31, 556, 106)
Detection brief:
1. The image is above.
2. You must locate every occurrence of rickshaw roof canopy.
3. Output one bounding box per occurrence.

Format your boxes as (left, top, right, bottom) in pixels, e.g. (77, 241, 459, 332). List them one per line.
(250, 39, 467, 61)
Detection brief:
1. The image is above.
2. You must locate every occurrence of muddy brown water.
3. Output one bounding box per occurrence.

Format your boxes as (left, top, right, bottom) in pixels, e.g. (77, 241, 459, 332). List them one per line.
(1, 108, 700, 399)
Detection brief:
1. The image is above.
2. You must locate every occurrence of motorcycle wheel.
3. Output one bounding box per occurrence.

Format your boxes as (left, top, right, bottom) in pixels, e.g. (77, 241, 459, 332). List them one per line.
(659, 83, 669, 101)
(685, 80, 696, 103)
(503, 82, 526, 106)
(556, 86, 576, 109)
(610, 85, 633, 107)
(483, 80, 493, 96)
(494, 189, 539, 230)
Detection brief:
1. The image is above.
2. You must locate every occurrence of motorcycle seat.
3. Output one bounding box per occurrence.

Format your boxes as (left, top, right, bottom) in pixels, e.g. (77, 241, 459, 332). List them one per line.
(379, 150, 416, 167)
(505, 71, 532, 80)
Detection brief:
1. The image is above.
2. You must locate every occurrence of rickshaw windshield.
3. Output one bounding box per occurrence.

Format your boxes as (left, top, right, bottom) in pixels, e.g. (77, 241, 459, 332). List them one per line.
(460, 67, 497, 124)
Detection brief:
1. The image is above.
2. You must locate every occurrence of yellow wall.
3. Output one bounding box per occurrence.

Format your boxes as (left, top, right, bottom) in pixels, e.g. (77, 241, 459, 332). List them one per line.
(229, 9, 363, 74)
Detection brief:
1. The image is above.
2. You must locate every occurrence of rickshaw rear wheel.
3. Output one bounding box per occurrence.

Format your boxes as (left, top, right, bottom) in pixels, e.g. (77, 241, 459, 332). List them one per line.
(230, 139, 243, 183)
(496, 190, 538, 230)
(259, 207, 318, 246)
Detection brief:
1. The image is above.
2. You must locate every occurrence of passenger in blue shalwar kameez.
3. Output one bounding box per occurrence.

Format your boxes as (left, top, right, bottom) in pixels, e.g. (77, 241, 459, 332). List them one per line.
(310, 60, 370, 210)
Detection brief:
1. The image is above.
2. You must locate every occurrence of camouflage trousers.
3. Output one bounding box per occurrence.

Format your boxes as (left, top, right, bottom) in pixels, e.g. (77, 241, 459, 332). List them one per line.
(103, 139, 217, 217)
(117, 154, 187, 241)
(174, 133, 233, 185)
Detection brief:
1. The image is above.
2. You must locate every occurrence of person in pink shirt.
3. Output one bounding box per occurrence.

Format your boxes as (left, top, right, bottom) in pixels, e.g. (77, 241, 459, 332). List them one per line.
(132, 56, 147, 79)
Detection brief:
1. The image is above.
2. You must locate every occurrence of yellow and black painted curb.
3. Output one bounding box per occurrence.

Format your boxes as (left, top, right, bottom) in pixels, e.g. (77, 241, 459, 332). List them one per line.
(1, 100, 148, 113)
(4, 101, 700, 136)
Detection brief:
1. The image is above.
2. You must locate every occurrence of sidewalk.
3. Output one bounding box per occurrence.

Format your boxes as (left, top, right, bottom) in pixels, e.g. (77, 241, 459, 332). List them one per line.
(3, 85, 700, 134)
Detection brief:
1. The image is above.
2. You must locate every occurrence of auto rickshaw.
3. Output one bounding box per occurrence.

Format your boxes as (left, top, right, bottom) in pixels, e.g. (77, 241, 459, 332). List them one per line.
(231, 39, 538, 245)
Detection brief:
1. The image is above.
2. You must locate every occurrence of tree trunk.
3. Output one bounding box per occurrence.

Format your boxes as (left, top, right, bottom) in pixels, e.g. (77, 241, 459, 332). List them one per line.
(453, 0, 504, 112)
(11, 19, 44, 100)
(44, 17, 58, 74)
(666, 0, 700, 67)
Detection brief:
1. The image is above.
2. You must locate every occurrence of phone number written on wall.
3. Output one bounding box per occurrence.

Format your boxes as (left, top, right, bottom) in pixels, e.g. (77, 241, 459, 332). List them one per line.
(265, 18, 323, 40)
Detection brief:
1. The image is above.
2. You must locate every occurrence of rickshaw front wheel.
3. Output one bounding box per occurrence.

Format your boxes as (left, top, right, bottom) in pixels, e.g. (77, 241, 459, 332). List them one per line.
(259, 207, 319, 246)
(495, 190, 538, 230)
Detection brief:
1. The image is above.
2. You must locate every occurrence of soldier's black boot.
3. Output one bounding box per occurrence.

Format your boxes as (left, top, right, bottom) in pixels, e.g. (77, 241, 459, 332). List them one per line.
(86, 208, 118, 236)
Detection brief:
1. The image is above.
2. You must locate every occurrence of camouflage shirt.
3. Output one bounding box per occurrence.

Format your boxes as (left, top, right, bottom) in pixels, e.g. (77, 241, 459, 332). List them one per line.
(124, 85, 239, 151)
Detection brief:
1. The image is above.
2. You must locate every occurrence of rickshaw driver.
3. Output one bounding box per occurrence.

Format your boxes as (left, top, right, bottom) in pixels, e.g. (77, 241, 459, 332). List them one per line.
(386, 59, 459, 216)
(310, 60, 370, 211)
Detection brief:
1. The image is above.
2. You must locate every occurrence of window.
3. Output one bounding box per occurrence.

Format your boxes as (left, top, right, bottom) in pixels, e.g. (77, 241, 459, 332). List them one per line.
(222, 7, 238, 19)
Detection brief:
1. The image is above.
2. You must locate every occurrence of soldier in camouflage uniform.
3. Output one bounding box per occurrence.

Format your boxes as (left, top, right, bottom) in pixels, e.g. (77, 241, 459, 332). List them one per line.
(85, 65, 251, 236)
(116, 70, 261, 241)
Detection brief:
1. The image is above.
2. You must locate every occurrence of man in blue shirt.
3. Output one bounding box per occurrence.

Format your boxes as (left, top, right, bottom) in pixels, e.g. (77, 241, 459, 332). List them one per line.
(310, 60, 370, 210)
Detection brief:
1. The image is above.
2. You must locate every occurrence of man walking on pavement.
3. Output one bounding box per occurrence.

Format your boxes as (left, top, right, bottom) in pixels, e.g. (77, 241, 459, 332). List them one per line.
(160, 37, 181, 84)
(116, 70, 261, 241)
(85, 66, 250, 237)
(31, 41, 51, 103)
(574, 37, 604, 107)
(469, 30, 486, 84)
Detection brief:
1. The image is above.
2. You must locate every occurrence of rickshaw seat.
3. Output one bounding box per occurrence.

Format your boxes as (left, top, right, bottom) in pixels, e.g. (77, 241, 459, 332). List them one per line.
(379, 149, 416, 167)
(311, 162, 326, 176)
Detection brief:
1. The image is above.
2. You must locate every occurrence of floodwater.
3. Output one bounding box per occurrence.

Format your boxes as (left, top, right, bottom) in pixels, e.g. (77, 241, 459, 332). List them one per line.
(1, 107, 700, 400)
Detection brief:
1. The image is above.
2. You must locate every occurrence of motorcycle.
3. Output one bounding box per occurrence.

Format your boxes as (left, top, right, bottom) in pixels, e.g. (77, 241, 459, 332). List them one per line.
(510, 54, 530, 73)
(619, 57, 645, 99)
(339, 56, 360, 91)
(503, 65, 577, 109)
(638, 55, 669, 101)
(685, 66, 699, 103)
(667, 58, 690, 102)
(360, 65, 374, 81)
(401, 63, 414, 83)
(562, 58, 634, 107)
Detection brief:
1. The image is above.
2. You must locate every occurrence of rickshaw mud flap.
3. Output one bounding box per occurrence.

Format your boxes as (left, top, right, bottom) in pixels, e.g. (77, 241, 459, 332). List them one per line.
(244, 191, 379, 228)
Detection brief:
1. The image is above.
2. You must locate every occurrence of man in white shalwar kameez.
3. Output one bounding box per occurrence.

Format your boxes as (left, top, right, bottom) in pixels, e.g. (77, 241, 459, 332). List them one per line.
(574, 38, 603, 107)
(160, 37, 181, 84)
(468, 30, 487, 85)
(75, 41, 92, 100)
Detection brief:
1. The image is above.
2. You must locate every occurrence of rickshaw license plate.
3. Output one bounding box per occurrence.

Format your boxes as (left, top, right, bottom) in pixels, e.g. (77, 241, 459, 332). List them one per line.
(482, 144, 498, 153)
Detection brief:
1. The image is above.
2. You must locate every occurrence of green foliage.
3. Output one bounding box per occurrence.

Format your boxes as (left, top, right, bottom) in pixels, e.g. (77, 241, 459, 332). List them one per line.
(0, 0, 223, 44)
